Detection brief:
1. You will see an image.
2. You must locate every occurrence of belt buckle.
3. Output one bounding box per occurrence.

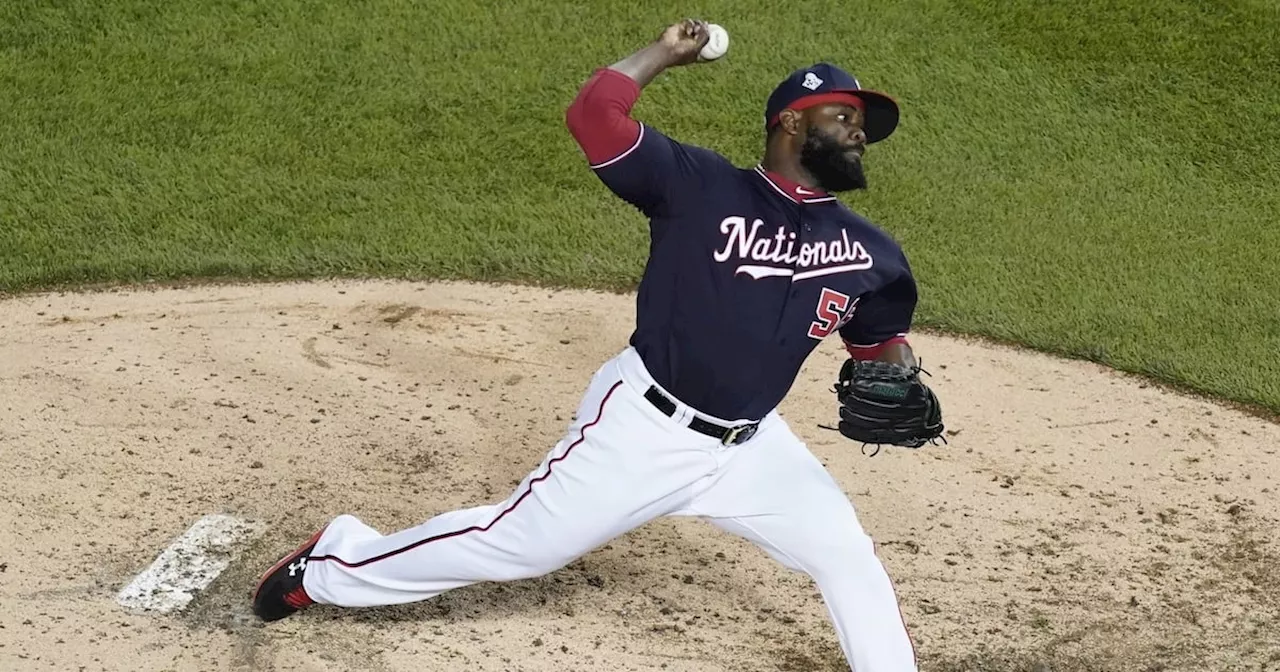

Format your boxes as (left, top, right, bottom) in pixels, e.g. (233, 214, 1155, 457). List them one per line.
(722, 423, 757, 446)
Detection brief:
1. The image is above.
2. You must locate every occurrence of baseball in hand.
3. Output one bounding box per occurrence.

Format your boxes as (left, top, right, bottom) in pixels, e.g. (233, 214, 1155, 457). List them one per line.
(699, 23, 729, 61)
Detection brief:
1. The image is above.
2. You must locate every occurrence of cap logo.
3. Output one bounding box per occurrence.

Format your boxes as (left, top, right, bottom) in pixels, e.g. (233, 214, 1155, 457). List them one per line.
(801, 72, 824, 90)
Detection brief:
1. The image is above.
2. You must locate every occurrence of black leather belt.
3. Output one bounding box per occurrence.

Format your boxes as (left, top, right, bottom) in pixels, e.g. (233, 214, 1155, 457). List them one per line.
(643, 385, 760, 446)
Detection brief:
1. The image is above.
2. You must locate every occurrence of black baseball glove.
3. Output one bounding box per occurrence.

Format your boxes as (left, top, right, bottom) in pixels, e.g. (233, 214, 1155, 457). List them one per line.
(832, 358, 946, 453)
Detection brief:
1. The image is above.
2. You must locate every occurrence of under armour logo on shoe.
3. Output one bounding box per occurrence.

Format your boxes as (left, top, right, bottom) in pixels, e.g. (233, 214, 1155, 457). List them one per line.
(802, 72, 824, 90)
(288, 557, 307, 576)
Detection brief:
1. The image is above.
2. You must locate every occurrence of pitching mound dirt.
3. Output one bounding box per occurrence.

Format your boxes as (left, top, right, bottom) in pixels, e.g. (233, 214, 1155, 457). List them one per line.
(1, 279, 1277, 672)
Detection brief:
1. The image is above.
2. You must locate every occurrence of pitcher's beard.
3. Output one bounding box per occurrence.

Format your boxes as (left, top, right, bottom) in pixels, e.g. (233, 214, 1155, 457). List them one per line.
(799, 128, 868, 192)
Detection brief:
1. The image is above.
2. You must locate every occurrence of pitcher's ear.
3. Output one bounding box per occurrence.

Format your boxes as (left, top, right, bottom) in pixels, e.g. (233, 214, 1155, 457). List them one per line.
(777, 109, 803, 136)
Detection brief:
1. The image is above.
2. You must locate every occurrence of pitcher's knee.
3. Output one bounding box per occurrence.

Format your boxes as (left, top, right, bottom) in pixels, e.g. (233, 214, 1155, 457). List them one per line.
(801, 528, 881, 582)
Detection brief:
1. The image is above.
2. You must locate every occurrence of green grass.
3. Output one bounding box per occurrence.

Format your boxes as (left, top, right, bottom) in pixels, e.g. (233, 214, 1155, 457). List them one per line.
(1, 0, 1278, 412)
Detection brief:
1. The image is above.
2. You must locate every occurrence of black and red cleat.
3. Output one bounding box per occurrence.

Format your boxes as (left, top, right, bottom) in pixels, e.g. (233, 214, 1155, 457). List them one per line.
(251, 527, 326, 622)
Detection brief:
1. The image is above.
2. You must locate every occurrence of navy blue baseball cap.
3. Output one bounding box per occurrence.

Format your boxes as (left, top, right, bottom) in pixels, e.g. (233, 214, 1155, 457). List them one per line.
(764, 63, 900, 143)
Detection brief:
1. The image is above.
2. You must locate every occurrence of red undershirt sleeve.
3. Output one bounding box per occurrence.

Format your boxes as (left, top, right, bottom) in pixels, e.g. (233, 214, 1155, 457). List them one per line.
(564, 68, 643, 165)
(564, 68, 724, 218)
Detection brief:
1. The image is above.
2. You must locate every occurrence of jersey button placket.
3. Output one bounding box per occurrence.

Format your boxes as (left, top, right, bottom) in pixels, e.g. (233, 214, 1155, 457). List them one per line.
(793, 203, 806, 299)
(779, 208, 804, 346)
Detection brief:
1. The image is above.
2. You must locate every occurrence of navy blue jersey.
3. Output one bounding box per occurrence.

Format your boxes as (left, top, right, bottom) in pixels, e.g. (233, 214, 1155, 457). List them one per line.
(567, 70, 917, 422)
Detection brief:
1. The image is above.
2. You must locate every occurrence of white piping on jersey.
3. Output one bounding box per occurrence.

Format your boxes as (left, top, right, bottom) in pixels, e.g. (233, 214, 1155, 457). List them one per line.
(752, 165, 838, 204)
(589, 125, 646, 169)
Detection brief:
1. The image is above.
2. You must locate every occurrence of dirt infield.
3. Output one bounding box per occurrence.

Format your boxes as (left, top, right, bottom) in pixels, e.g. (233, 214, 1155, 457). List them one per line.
(2, 279, 1277, 672)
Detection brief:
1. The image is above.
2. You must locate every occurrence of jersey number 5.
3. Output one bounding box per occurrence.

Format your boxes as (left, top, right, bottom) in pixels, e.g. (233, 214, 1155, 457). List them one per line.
(808, 288, 857, 340)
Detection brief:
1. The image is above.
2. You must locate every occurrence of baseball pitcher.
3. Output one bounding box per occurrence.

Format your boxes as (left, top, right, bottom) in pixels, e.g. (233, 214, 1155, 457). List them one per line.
(252, 19, 945, 671)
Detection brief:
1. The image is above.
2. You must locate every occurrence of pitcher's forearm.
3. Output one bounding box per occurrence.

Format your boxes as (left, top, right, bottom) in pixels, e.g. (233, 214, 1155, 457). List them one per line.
(608, 41, 682, 88)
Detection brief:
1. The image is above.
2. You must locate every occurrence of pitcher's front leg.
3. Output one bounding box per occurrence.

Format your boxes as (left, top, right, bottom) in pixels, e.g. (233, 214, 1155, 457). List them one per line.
(252, 366, 715, 621)
(687, 417, 918, 671)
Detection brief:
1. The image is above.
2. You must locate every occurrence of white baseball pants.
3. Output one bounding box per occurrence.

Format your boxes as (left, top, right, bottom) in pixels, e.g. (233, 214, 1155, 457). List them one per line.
(302, 346, 917, 671)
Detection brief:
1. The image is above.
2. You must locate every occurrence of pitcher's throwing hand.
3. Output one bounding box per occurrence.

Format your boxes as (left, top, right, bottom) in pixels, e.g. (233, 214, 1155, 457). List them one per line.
(656, 18, 713, 65)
